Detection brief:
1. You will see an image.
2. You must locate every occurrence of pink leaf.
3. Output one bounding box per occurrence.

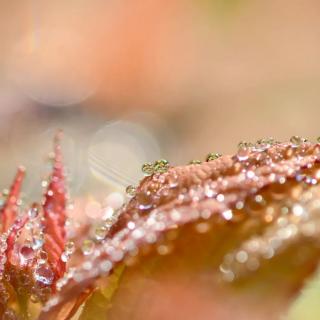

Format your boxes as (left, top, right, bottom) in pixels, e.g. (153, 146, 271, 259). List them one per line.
(1, 167, 25, 233)
(5, 215, 28, 262)
(43, 131, 67, 279)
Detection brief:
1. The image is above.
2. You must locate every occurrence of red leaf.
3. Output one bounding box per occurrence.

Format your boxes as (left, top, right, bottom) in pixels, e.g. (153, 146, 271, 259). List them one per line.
(5, 215, 28, 262)
(1, 167, 25, 233)
(43, 131, 67, 279)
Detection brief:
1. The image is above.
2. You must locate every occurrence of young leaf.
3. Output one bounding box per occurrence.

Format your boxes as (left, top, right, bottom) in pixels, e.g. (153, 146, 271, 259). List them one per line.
(43, 132, 67, 280)
(1, 167, 25, 233)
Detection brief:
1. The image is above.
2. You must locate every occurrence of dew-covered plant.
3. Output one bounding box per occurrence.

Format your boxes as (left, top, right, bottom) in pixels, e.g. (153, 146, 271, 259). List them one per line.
(0, 132, 68, 319)
(3, 135, 320, 320)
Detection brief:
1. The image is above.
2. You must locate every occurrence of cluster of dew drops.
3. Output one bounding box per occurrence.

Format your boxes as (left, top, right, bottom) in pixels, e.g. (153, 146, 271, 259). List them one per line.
(51, 136, 320, 288)
(38, 135, 320, 312)
(124, 136, 318, 217)
(0, 198, 57, 306)
(53, 156, 219, 296)
(122, 136, 320, 282)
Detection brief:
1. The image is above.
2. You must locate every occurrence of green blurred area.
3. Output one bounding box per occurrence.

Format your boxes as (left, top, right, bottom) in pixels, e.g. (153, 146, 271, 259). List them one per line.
(287, 270, 320, 319)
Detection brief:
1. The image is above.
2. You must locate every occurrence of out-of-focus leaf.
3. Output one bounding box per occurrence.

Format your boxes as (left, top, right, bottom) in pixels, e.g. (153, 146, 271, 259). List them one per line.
(79, 265, 126, 320)
(42, 142, 320, 319)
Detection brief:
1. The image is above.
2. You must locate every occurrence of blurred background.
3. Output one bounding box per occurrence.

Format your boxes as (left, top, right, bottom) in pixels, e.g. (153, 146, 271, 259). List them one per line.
(1, 1, 320, 318)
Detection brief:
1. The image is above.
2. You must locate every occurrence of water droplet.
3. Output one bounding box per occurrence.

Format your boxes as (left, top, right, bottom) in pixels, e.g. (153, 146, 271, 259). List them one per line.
(245, 195, 266, 214)
(34, 265, 54, 285)
(254, 138, 271, 151)
(19, 246, 35, 264)
(141, 162, 154, 176)
(195, 222, 210, 233)
(99, 259, 112, 272)
(81, 239, 95, 256)
(292, 204, 306, 218)
(95, 226, 108, 241)
(238, 141, 253, 148)
(216, 194, 225, 202)
(28, 203, 40, 219)
(32, 235, 44, 250)
(136, 192, 153, 211)
(104, 192, 124, 210)
(168, 176, 179, 189)
(65, 241, 75, 255)
(290, 136, 307, 147)
(126, 185, 137, 197)
(37, 250, 48, 264)
(153, 159, 169, 174)
(222, 269, 235, 282)
(30, 294, 40, 304)
(61, 252, 69, 263)
(189, 160, 202, 165)
(102, 206, 115, 221)
(237, 146, 250, 162)
(222, 210, 233, 221)
(236, 250, 248, 263)
(157, 245, 171, 255)
(206, 153, 221, 162)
